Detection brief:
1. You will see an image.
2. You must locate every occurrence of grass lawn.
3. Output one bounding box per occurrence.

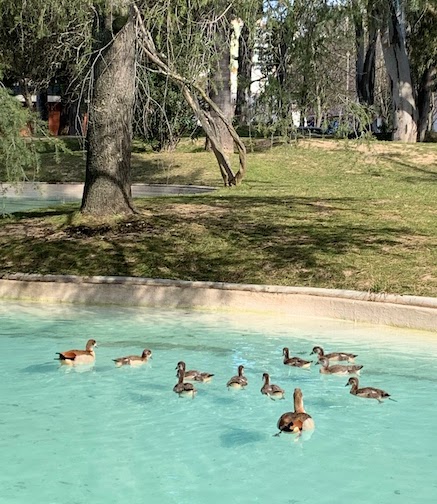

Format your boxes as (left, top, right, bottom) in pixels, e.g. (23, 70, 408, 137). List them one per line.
(1, 137, 436, 297)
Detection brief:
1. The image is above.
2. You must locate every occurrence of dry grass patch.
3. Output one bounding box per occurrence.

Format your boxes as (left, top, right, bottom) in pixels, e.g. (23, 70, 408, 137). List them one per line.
(163, 203, 228, 219)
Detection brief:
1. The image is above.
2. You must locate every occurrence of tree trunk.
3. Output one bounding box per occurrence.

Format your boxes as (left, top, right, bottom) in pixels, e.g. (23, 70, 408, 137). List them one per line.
(235, 23, 252, 124)
(81, 6, 136, 216)
(354, 7, 377, 106)
(416, 66, 437, 142)
(209, 25, 234, 154)
(380, 1, 418, 142)
(315, 95, 322, 128)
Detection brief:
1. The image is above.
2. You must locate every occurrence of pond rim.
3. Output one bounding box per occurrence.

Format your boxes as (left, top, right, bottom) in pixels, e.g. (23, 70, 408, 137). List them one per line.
(0, 273, 436, 333)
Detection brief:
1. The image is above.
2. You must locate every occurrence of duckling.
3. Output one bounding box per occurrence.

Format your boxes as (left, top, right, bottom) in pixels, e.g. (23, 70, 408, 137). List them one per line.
(175, 361, 198, 381)
(194, 371, 215, 383)
(317, 356, 363, 375)
(311, 345, 357, 363)
(175, 361, 214, 382)
(56, 339, 97, 366)
(282, 347, 312, 368)
(226, 365, 248, 389)
(113, 349, 152, 367)
(346, 377, 393, 403)
(276, 388, 315, 435)
(173, 368, 197, 398)
(261, 373, 285, 400)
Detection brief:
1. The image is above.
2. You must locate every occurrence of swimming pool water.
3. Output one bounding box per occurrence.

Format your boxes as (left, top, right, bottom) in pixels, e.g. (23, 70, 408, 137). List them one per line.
(1, 301, 436, 504)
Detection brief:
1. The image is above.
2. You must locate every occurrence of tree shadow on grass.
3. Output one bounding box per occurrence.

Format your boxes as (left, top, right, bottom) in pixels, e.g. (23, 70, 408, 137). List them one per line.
(379, 153, 437, 183)
(0, 194, 423, 288)
(130, 156, 217, 185)
(1, 206, 79, 221)
(131, 194, 416, 285)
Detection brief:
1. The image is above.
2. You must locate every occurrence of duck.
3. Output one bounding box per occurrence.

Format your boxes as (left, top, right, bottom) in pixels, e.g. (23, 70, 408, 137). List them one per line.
(173, 368, 197, 398)
(311, 345, 357, 363)
(56, 339, 97, 366)
(194, 371, 215, 383)
(226, 365, 248, 389)
(282, 347, 312, 368)
(113, 349, 152, 367)
(176, 361, 214, 382)
(317, 356, 363, 375)
(261, 373, 285, 400)
(276, 388, 315, 435)
(346, 377, 393, 403)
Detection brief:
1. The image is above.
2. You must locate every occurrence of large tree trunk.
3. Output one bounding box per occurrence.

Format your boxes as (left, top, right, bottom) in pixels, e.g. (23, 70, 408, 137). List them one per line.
(380, 1, 418, 142)
(354, 6, 377, 106)
(81, 6, 136, 216)
(209, 25, 234, 155)
(235, 23, 252, 125)
(416, 66, 437, 142)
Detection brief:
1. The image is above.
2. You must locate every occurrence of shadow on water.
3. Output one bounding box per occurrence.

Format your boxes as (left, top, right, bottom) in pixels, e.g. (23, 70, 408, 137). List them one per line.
(210, 393, 244, 407)
(128, 391, 156, 404)
(22, 362, 55, 374)
(366, 369, 437, 383)
(220, 427, 265, 447)
(128, 341, 233, 356)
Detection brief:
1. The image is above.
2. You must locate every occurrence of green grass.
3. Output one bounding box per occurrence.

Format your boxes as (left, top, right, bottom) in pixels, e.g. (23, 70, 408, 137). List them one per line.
(1, 138, 436, 297)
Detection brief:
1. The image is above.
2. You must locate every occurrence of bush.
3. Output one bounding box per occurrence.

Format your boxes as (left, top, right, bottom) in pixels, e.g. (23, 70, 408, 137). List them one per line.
(0, 87, 40, 182)
(0, 87, 69, 183)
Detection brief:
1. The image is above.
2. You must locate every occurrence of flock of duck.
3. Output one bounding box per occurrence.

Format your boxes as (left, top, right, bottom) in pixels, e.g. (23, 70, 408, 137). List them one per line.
(56, 339, 394, 437)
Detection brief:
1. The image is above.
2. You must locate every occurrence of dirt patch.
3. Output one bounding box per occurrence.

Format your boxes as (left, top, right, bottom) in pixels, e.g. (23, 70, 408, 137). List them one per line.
(298, 139, 437, 166)
(0, 219, 57, 240)
(299, 139, 342, 151)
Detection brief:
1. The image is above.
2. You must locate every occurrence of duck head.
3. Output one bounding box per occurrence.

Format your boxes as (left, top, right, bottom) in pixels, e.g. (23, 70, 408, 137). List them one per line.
(316, 356, 329, 368)
(86, 339, 97, 351)
(142, 349, 152, 359)
(311, 346, 323, 356)
(282, 347, 290, 358)
(176, 361, 186, 371)
(262, 372, 270, 383)
(346, 377, 359, 388)
(238, 365, 245, 376)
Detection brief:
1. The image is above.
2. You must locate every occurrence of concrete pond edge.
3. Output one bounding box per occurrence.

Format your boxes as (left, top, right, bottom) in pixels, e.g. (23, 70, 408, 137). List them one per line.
(0, 273, 436, 332)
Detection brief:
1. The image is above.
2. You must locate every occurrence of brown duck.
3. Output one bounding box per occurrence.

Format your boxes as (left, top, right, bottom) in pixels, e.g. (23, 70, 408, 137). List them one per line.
(176, 361, 214, 382)
(113, 349, 152, 367)
(56, 339, 97, 366)
(261, 373, 285, 400)
(346, 377, 394, 403)
(276, 388, 315, 435)
(311, 345, 357, 363)
(283, 347, 312, 368)
(173, 368, 197, 398)
(317, 356, 363, 375)
(226, 365, 248, 389)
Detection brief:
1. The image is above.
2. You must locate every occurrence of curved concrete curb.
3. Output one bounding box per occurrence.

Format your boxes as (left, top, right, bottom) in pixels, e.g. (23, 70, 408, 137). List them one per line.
(0, 274, 436, 332)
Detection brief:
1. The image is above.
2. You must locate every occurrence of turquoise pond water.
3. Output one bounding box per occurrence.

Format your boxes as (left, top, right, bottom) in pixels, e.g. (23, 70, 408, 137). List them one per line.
(1, 301, 437, 504)
(1, 197, 78, 214)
